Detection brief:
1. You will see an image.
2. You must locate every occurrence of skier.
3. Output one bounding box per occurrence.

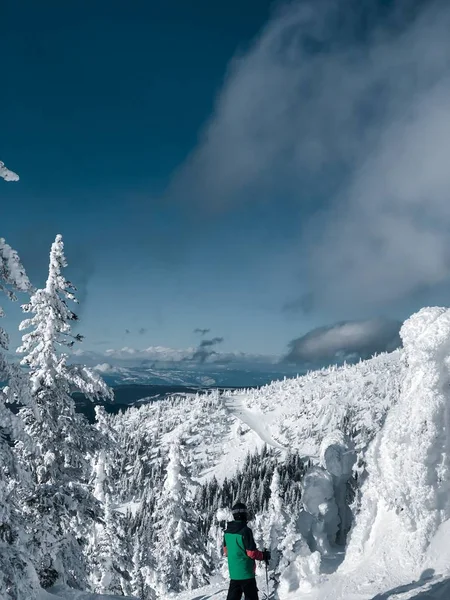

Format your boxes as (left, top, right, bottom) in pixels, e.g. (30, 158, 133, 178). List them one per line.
(223, 502, 271, 600)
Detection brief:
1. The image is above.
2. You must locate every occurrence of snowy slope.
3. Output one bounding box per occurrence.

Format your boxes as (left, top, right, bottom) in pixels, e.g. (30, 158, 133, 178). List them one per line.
(113, 350, 403, 492)
(149, 305, 450, 600)
(39, 585, 138, 600)
(108, 308, 450, 600)
(224, 350, 404, 460)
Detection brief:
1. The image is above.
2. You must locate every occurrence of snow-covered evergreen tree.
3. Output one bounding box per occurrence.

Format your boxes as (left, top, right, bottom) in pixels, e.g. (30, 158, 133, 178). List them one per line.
(320, 432, 356, 545)
(130, 538, 150, 600)
(16, 234, 112, 589)
(0, 237, 32, 395)
(0, 238, 39, 600)
(0, 160, 19, 182)
(301, 466, 339, 554)
(261, 468, 288, 570)
(153, 442, 211, 595)
(130, 496, 156, 600)
(88, 408, 133, 596)
(276, 517, 320, 598)
(88, 490, 133, 596)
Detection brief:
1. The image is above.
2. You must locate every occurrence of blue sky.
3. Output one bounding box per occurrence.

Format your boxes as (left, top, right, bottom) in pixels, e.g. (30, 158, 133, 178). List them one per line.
(2, 0, 450, 362)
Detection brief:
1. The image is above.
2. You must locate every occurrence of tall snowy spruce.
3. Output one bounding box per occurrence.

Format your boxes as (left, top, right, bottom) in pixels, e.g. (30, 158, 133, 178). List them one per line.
(260, 468, 288, 568)
(152, 442, 212, 595)
(16, 234, 112, 590)
(0, 238, 39, 600)
(88, 407, 133, 596)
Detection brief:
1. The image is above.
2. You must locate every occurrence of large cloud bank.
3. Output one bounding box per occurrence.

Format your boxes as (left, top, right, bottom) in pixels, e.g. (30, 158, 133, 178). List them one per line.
(170, 0, 450, 312)
(285, 318, 402, 365)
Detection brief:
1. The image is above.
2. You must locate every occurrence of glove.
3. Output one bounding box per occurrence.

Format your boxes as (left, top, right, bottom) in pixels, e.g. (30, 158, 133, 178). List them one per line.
(263, 550, 271, 563)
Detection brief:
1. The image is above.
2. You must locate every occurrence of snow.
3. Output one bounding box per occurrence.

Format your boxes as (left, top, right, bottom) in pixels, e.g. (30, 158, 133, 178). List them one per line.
(277, 307, 450, 600)
(104, 345, 405, 599)
(172, 573, 450, 600)
(30, 303, 450, 600)
(149, 307, 450, 600)
(320, 431, 355, 479)
(115, 500, 142, 517)
(0, 160, 19, 181)
(39, 585, 138, 600)
(224, 395, 287, 450)
(94, 363, 115, 373)
(225, 350, 403, 462)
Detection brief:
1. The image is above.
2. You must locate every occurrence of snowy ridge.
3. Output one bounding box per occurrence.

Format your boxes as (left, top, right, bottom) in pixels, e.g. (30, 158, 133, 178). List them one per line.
(112, 350, 403, 493)
(224, 350, 404, 461)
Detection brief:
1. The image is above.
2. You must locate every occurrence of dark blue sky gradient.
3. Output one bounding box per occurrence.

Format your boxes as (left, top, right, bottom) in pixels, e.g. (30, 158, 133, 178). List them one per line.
(2, 0, 303, 354)
(1, 0, 438, 356)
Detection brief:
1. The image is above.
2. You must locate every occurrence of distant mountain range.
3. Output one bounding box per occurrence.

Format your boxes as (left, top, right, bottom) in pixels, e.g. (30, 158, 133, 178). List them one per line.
(90, 362, 303, 389)
(72, 363, 305, 422)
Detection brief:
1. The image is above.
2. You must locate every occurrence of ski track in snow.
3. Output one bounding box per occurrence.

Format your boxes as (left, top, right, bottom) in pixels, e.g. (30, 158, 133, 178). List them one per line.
(225, 395, 287, 451)
(39, 585, 138, 600)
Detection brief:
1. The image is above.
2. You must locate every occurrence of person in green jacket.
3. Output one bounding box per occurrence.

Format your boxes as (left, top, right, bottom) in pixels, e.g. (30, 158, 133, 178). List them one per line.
(223, 503, 270, 600)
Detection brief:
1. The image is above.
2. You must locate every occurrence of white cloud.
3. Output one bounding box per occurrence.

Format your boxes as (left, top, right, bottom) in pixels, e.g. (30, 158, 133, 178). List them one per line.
(170, 0, 450, 311)
(103, 345, 195, 362)
(72, 345, 279, 367)
(93, 363, 114, 373)
(0, 161, 19, 182)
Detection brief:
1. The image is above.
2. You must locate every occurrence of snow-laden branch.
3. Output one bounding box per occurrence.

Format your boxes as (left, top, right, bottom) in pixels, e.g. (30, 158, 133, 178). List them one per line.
(0, 160, 19, 182)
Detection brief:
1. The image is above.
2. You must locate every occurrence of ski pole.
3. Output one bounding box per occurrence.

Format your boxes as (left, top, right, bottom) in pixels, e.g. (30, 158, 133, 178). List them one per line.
(264, 548, 270, 599)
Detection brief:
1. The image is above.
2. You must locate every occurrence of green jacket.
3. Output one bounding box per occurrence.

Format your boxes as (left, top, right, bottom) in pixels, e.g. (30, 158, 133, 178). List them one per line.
(223, 521, 264, 580)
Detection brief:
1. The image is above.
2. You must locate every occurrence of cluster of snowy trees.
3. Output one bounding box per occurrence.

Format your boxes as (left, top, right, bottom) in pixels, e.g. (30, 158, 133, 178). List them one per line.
(0, 233, 112, 599)
(93, 397, 359, 599)
(195, 447, 308, 537)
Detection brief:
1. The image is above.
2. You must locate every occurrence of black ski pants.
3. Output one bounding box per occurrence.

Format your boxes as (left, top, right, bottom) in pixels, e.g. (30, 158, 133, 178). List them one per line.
(226, 578, 259, 600)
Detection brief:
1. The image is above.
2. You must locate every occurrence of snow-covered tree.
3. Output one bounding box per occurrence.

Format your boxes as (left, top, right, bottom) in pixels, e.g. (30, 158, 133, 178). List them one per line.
(0, 238, 38, 600)
(260, 468, 288, 570)
(153, 442, 211, 594)
(300, 466, 339, 555)
(320, 431, 356, 545)
(130, 492, 156, 600)
(88, 408, 133, 596)
(0, 160, 19, 182)
(130, 538, 147, 600)
(88, 490, 133, 596)
(16, 234, 112, 589)
(0, 237, 31, 388)
(276, 517, 321, 598)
